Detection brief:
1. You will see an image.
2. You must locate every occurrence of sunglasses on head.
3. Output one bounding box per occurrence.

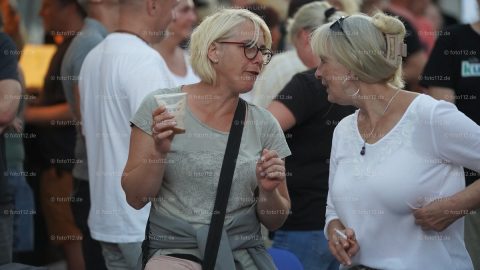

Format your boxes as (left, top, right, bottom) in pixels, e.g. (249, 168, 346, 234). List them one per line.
(330, 16, 353, 46)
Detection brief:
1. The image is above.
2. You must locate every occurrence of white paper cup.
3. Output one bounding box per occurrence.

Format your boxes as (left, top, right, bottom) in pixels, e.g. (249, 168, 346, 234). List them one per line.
(154, 92, 187, 134)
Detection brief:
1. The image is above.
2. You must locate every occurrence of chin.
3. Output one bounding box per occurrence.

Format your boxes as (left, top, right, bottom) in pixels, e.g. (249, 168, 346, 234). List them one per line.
(327, 94, 337, 104)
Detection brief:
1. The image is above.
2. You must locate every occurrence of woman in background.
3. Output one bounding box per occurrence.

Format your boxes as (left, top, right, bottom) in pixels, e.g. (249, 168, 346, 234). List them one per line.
(154, 0, 200, 86)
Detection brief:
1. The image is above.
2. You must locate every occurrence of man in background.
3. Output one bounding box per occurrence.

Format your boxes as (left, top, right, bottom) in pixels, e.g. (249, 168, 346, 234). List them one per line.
(79, 0, 178, 268)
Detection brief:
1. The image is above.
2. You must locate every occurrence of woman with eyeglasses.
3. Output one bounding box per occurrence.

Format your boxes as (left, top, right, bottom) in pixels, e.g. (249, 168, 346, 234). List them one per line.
(122, 8, 291, 270)
(311, 12, 479, 270)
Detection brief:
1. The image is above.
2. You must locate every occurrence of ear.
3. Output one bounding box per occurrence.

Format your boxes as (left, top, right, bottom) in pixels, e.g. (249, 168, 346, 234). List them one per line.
(300, 29, 311, 47)
(146, 0, 157, 16)
(348, 71, 359, 81)
(207, 42, 219, 63)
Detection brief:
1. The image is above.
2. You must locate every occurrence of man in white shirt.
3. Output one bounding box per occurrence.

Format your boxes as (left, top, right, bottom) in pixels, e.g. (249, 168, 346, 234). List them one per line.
(79, 0, 178, 268)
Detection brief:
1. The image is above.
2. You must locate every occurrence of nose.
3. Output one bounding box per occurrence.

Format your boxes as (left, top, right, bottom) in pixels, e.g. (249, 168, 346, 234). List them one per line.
(189, 10, 198, 23)
(252, 49, 264, 66)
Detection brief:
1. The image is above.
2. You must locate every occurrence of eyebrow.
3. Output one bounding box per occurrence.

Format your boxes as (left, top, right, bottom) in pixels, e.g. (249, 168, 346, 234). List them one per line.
(242, 40, 267, 48)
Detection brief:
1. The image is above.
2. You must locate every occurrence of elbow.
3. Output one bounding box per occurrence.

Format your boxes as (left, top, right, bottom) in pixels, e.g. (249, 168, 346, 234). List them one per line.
(265, 223, 283, 232)
(128, 198, 146, 210)
(125, 193, 146, 210)
(264, 215, 288, 231)
(261, 209, 290, 231)
(121, 175, 146, 210)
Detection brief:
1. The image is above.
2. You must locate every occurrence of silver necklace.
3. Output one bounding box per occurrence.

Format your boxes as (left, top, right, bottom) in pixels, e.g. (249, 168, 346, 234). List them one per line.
(360, 89, 401, 156)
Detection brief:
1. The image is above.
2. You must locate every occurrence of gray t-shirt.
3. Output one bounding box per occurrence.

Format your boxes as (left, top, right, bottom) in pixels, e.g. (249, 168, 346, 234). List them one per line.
(61, 18, 109, 180)
(131, 87, 291, 266)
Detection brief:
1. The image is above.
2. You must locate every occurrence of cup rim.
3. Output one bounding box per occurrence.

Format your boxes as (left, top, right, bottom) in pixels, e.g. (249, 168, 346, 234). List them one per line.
(154, 93, 187, 99)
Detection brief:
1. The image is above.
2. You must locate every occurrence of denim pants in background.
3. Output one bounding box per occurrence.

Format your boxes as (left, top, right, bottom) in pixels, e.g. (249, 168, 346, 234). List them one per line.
(0, 204, 13, 265)
(272, 230, 339, 270)
(6, 164, 35, 252)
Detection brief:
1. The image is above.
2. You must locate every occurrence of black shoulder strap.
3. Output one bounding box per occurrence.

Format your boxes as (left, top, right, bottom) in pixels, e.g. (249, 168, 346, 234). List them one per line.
(141, 99, 247, 270)
(202, 98, 247, 270)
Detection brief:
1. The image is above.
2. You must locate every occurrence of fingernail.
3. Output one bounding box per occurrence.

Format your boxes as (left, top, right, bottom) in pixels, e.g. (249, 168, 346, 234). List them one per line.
(260, 172, 265, 177)
(260, 156, 265, 162)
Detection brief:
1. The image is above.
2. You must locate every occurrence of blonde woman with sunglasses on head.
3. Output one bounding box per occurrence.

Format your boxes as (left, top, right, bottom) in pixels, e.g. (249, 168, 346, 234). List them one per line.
(311, 12, 480, 270)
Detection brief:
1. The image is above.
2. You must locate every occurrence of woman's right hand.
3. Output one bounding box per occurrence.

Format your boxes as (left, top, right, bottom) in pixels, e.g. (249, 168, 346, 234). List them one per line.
(327, 221, 360, 266)
(151, 106, 176, 154)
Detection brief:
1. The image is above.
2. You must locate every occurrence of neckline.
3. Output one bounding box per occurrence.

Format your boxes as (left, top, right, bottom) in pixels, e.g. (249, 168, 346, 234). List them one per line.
(114, 30, 149, 44)
(354, 94, 422, 147)
(182, 86, 247, 135)
(185, 103, 230, 135)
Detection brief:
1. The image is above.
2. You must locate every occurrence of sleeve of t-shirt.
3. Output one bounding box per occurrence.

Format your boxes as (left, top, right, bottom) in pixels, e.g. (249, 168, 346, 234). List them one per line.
(274, 71, 328, 126)
(71, 38, 103, 77)
(420, 32, 456, 89)
(324, 126, 340, 239)
(123, 56, 174, 115)
(431, 101, 480, 173)
(61, 37, 103, 106)
(130, 91, 158, 136)
(0, 34, 19, 81)
(259, 107, 291, 159)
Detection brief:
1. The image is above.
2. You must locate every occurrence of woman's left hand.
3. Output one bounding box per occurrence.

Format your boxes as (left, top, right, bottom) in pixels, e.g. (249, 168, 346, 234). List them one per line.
(256, 149, 286, 193)
(413, 198, 464, 232)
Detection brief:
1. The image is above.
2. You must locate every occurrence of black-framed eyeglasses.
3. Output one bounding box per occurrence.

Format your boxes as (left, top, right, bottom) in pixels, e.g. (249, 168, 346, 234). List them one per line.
(330, 16, 353, 46)
(217, 41, 273, 65)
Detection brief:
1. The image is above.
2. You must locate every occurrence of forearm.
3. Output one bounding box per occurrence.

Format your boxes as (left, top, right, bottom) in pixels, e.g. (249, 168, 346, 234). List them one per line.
(450, 177, 480, 214)
(73, 85, 82, 120)
(24, 103, 74, 124)
(326, 219, 345, 239)
(256, 188, 290, 231)
(122, 150, 167, 210)
(0, 79, 21, 125)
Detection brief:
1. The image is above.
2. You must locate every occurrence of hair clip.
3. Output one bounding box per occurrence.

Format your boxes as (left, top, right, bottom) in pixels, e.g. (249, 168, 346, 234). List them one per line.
(385, 34, 407, 66)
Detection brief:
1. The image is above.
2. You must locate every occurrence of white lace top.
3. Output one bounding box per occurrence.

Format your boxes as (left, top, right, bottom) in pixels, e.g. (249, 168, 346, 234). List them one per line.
(326, 94, 480, 270)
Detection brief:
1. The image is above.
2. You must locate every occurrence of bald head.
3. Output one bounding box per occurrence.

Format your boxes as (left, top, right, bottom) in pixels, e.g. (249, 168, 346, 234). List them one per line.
(118, 0, 179, 43)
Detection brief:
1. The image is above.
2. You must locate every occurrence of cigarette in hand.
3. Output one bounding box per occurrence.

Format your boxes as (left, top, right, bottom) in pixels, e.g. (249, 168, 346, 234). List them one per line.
(335, 228, 348, 240)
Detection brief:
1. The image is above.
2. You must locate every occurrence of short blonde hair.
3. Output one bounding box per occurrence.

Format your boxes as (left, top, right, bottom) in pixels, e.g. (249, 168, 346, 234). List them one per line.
(190, 8, 272, 85)
(287, 1, 342, 44)
(311, 12, 406, 88)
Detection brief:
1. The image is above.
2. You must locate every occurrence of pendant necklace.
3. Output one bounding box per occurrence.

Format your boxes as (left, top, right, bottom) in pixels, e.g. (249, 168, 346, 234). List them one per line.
(360, 89, 401, 156)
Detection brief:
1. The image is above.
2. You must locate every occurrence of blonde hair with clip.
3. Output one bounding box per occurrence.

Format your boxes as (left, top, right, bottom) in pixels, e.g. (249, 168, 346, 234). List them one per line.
(311, 12, 407, 88)
(189, 9, 271, 85)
